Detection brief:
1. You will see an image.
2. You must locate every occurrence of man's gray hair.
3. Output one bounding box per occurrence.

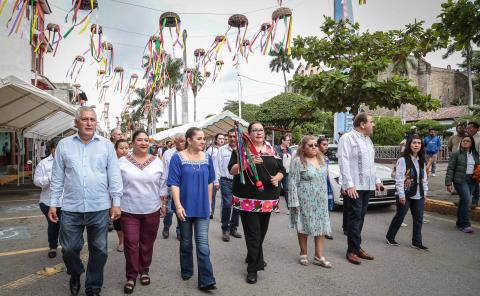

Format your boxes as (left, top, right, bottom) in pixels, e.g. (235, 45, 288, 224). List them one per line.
(75, 106, 97, 121)
(111, 128, 121, 134)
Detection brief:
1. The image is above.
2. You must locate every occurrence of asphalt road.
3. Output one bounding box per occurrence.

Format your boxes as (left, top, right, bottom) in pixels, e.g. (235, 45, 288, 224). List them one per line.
(0, 190, 479, 296)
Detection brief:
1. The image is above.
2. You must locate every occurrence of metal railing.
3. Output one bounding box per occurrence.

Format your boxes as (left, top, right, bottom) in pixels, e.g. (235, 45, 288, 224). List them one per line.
(375, 145, 449, 161)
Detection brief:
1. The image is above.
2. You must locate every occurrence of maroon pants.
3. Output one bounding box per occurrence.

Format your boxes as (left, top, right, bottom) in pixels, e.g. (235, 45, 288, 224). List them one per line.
(120, 210, 161, 281)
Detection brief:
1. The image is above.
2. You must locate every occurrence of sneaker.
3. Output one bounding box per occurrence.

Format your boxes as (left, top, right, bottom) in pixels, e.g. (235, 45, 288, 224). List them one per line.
(386, 237, 399, 246)
(411, 243, 429, 251)
(116, 244, 124, 252)
(222, 232, 230, 242)
(461, 226, 474, 233)
(401, 222, 408, 227)
(431, 173, 436, 177)
(230, 229, 242, 238)
(423, 219, 430, 224)
(274, 208, 280, 213)
(162, 228, 169, 239)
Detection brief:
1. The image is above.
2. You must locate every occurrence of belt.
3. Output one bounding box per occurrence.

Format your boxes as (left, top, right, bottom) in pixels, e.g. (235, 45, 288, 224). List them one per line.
(220, 177, 233, 181)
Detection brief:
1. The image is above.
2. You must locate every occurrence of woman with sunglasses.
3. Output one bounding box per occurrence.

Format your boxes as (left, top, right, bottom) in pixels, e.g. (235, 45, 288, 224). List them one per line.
(288, 136, 332, 267)
(445, 134, 479, 234)
(228, 121, 285, 284)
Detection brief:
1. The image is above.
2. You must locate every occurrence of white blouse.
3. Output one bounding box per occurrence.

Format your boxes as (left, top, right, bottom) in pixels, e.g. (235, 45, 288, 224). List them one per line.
(119, 154, 168, 214)
(466, 152, 475, 174)
(33, 154, 55, 206)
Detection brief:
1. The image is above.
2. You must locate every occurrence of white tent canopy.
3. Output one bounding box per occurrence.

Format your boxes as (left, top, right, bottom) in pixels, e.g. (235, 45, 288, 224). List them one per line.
(153, 110, 249, 141)
(0, 75, 76, 140)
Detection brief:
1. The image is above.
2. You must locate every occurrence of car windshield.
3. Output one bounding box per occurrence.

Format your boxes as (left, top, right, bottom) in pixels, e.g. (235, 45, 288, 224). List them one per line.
(326, 147, 338, 164)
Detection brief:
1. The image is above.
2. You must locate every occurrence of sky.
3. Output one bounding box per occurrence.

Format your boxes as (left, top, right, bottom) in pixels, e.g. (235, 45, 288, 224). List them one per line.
(4, 0, 461, 131)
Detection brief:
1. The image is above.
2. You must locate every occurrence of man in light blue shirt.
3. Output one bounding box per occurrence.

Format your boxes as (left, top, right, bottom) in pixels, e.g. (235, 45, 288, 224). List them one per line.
(48, 106, 123, 296)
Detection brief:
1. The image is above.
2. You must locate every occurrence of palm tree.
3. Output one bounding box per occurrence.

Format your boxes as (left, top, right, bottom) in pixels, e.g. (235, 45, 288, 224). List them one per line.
(165, 55, 184, 127)
(191, 71, 205, 122)
(269, 43, 294, 92)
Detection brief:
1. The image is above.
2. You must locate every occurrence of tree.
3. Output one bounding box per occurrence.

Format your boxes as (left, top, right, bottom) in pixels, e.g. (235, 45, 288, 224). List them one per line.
(459, 50, 480, 100)
(191, 71, 205, 122)
(222, 100, 260, 123)
(269, 43, 294, 92)
(370, 117, 407, 146)
(255, 93, 312, 130)
(433, 0, 480, 107)
(165, 56, 184, 126)
(291, 17, 440, 116)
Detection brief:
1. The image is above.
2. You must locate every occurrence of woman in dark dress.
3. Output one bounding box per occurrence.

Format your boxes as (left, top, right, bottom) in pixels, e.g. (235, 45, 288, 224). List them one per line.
(228, 122, 285, 284)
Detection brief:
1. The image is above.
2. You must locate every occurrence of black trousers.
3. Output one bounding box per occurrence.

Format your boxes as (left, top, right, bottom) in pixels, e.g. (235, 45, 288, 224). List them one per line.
(386, 197, 425, 245)
(240, 211, 271, 273)
(345, 190, 372, 254)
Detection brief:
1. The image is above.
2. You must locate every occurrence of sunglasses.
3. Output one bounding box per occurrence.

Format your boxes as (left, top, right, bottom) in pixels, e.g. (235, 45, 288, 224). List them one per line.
(307, 144, 318, 148)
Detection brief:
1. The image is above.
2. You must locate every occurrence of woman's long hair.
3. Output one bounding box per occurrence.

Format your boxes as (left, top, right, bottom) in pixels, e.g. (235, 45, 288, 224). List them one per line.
(295, 135, 324, 167)
(403, 134, 426, 164)
(461, 135, 477, 155)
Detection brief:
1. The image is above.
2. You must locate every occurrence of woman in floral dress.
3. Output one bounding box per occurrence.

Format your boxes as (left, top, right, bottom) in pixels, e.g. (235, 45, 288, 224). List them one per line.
(289, 135, 332, 268)
(228, 121, 285, 284)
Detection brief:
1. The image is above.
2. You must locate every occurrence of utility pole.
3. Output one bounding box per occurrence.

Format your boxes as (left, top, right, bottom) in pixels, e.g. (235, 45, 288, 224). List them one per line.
(181, 29, 189, 124)
(235, 62, 243, 119)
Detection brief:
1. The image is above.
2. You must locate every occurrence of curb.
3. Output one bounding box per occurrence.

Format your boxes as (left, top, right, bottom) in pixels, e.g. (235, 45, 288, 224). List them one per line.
(0, 172, 32, 185)
(426, 199, 480, 222)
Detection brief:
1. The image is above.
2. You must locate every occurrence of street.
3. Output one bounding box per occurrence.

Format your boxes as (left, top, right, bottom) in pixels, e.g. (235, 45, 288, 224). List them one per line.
(0, 187, 479, 296)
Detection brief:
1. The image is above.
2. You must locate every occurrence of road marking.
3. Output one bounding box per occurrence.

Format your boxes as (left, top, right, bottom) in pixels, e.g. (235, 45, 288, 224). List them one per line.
(0, 199, 38, 203)
(0, 226, 30, 240)
(0, 215, 43, 221)
(424, 214, 480, 228)
(1, 248, 111, 290)
(0, 247, 51, 257)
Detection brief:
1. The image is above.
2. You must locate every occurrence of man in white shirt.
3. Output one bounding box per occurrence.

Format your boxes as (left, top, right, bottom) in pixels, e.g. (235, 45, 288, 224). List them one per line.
(338, 112, 384, 265)
(162, 134, 186, 240)
(206, 133, 225, 219)
(215, 129, 242, 241)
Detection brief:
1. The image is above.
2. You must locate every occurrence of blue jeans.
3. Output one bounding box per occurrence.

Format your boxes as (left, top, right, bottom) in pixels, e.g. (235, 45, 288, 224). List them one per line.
(211, 186, 217, 217)
(179, 217, 215, 288)
(472, 184, 479, 205)
(60, 210, 109, 295)
(219, 178, 240, 232)
(39, 203, 61, 249)
(345, 190, 371, 254)
(386, 197, 425, 245)
(454, 178, 476, 228)
(281, 173, 289, 206)
(163, 194, 180, 236)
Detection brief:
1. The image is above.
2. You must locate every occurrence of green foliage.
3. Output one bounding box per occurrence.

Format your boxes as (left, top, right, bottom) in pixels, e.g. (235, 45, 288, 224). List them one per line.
(269, 43, 294, 92)
(291, 111, 334, 143)
(222, 100, 260, 123)
(371, 117, 406, 146)
(413, 119, 452, 136)
(256, 93, 311, 130)
(291, 17, 441, 115)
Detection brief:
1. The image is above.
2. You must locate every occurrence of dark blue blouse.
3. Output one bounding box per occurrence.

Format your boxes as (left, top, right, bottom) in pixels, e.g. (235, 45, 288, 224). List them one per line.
(167, 153, 215, 218)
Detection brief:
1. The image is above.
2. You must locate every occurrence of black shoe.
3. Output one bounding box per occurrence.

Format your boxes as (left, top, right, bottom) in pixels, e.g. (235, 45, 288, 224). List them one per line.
(181, 275, 192, 281)
(210, 214, 213, 219)
(222, 232, 230, 242)
(246, 273, 257, 284)
(108, 221, 114, 232)
(48, 249, 57, 258)
(162, 228, 169, 239)
(230, 229, 242, 238)
(411, 243, 429, 251)
(69, 276, 81, 296)
(198, 284, 217, 291)
(325, 234, 333, 240)
(386, 237, 399, 246)
(263, 261, 267, 268)
(176, 234, 182, 241)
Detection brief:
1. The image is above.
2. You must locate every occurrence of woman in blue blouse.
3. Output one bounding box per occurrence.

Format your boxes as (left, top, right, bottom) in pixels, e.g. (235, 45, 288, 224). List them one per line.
(167, 127, 216, 291)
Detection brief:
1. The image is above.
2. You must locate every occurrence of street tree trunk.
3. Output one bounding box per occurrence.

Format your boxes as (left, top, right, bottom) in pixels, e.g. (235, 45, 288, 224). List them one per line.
(174, 91, 178, 126)
(193, 92, 197, 122)
(282, 67, 288, 93)
(467, 46, 474, 108)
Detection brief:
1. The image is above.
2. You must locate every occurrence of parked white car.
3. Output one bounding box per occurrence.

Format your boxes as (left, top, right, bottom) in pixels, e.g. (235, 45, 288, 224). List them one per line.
(290, 144, 397, 210)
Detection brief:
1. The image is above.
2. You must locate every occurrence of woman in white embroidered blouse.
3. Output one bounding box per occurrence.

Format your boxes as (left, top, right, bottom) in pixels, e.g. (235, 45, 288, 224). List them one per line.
(119, 131, 168, 294)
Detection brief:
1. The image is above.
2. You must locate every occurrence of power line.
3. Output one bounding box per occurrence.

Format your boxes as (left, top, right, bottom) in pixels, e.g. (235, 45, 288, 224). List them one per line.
(109, 0, 290, 16)
(238, 74, 285, 87)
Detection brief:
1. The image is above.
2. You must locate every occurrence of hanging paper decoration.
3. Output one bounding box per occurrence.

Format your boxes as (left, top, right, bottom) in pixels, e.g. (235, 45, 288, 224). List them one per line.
(205, 71, 211, 78)
(265, 7, 293, 56)
(359, 0, 367, 5)
(99, 85, 109, 103)
(46, 23, 61, 56)
(66, 55, 86, 82)
(113, 66, 124, 92)
(159, 11, 182, 53)
(64, 0, 98, 39)
(184, 68, 194, 88)
(193, 48, 206, 77)
(212, 60, 224, 82)
(227, 14, 249, 62)
(206, 35, 231, 63)
(72, 83, 82, 103)
(89, 24, 103, 62)
(101, 42, 114, 75)
(142, 35, 167, 96)
(96, 69, 106, 89)
(127, 74, 138, 90)
(249, 22, 271, 53)
(6, 0, 45, 46)
(101, 102, 110, 125)
(240, 39, 252, 63)
(234, 122, 264, 191)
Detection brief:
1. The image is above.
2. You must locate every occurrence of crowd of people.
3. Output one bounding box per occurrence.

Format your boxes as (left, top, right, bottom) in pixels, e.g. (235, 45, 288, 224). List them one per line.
(32, 107, 478, 295)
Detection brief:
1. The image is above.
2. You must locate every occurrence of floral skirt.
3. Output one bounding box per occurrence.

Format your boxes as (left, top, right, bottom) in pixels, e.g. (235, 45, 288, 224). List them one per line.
(232, 195, 279, 213)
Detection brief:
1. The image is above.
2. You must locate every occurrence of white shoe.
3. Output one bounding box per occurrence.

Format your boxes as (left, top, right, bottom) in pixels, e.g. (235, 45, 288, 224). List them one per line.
(432, 173, 436, 177)
(401, 222, 408, 227)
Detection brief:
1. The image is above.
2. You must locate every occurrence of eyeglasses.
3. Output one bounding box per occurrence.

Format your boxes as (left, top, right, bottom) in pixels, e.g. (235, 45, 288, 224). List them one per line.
(251, 129, 264, 133)
(307, 144, 318, 148)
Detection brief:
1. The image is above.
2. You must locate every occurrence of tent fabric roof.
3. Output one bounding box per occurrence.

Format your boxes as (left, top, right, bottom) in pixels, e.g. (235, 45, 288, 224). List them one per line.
(0, 75, 77, 140)
(153, 110, 249, 141)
